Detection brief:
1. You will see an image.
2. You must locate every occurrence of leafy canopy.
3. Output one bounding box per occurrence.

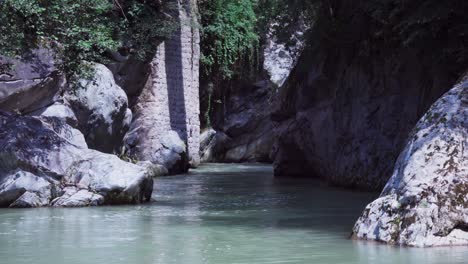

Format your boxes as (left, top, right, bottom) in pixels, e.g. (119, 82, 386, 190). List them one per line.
(0, 0, 176, 83)
(199, 0, 259, 81)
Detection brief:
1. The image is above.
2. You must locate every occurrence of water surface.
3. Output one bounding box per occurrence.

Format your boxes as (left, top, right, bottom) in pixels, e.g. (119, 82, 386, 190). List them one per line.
(0, 164, 466, 264)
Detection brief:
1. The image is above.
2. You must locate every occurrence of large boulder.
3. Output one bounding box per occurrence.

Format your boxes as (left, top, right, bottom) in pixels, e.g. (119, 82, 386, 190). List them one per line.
(30, 101, 79, 127)
(125, 128, 189, 175)
(200, 128, 230, 162)
(352, 80, 468, 247)
(0, 111, 154, 208)
(0, 48, 64, 113)
(65, 63, 131, 153)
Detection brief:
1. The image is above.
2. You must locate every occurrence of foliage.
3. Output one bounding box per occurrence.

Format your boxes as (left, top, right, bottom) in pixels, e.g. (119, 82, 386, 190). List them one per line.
(271, 0, 468, 69)
(0, 0, 176, 85)
(361, 0, 468, 67)
(199, 0, 259, 81)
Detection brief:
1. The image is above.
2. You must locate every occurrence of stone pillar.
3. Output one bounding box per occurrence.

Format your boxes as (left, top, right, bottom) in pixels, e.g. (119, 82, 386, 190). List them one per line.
(124, 0, 200, 174)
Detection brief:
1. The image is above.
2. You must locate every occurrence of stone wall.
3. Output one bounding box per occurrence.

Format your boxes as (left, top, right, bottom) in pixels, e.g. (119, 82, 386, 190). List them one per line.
(124, 0, 200, 173)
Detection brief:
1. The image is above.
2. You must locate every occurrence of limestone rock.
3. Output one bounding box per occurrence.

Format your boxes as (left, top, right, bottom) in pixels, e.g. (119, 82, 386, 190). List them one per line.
(0, 111, 154, 208)
(264, 27, 305, 87)
(66, 63, 131, 153)
(271, 44, 462, 190)
(352, 81, 468, 247)
(0, 48, 64, 114)
(201, 81, 274, 163)
(30, 101, 79, 127)
(200, 129, 230, 163)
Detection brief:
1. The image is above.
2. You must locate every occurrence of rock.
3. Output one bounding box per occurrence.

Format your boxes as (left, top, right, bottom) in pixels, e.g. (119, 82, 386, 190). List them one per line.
(264, 26, 305, 87)
(65, 63, 131, 153)
(125, 129, 188, 175)
(0, 48, 64, 114)
(271, 43, 463, 190)
(200, 129, 230, 162)
(137, 161, 169, 177)
(0, 170, 55, 207)
(40, 116, 88, 148)
(52, 187, 104, 207)
(30, 101, 79, 127)
(0, 111, 154, 207)
(201, 80, 274, 163)
(107, 56, 150, 101)
(352, 81, 468, 247)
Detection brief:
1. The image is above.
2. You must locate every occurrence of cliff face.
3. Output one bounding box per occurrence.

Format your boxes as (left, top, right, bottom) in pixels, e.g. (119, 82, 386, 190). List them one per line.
(271, 1, 467, 190)
(200, 79, 275, 163)
(199, 23, 303, 163)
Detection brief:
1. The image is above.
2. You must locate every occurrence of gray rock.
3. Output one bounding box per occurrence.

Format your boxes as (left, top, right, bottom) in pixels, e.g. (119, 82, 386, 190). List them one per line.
(52, 187, 104, 207)
(202, 81, 274, 163)
(271, 45, 460, 189)
(30, 101, 79, 127)
(0, 170, 55, 207)
(66, 63, 130, 153)
(264, 25, 305, 87)
(352, 81, 468, 247)
(200, 129, 230, 163)
(0, 111, 154, 208)
(137, 161, 169, 177)
(0, 48, 64, 114)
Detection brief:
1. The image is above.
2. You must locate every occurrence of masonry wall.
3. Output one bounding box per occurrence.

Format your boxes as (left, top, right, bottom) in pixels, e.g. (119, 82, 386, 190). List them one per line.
(124, 0, 200, 172)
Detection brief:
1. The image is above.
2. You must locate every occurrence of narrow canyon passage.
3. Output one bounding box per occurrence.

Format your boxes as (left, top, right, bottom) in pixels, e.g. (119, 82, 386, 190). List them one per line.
(0, 164, 466, 264)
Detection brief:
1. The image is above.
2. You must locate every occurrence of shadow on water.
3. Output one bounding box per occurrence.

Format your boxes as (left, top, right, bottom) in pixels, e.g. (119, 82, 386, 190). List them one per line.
(150, 163, 378, 234)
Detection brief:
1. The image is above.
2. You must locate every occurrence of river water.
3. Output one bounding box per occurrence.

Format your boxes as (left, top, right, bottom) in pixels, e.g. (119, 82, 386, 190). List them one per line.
(0, 164, 466, 264)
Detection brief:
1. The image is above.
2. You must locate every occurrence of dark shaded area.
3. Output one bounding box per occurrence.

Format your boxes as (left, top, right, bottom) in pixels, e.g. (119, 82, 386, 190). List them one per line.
(271, 0, 468, 190)
(165, 3, 188, 144)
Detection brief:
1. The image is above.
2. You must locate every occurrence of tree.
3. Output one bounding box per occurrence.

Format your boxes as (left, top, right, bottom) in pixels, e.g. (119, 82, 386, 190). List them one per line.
(0, 0, 176, 84)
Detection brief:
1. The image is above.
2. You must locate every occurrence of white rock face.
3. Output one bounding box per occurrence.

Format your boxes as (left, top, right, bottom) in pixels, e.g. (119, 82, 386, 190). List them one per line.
(352, 80, 468, 247)
(0, 112, 154, 208)
(66, 63, 131, 153)
(263, 28, 305, 87)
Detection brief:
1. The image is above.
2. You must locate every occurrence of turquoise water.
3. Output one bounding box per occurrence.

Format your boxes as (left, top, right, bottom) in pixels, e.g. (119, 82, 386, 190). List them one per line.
(0, 164, 466, 264)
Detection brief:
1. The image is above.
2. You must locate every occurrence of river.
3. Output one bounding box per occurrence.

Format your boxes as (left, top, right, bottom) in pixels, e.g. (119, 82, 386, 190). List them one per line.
(0, 164, 466, 264)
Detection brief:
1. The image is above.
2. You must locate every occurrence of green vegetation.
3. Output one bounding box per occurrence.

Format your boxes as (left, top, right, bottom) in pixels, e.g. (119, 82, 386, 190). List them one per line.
(199, 0, 259, 82)
(1, 0, 465, 85)
(0, 0, 176, 84)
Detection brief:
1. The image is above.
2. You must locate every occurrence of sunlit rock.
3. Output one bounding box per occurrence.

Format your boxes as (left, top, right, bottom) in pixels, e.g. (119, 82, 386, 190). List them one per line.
(353, 80, 468, 247)
(66, 63, 131, 153)
(0, 111, 154, 208)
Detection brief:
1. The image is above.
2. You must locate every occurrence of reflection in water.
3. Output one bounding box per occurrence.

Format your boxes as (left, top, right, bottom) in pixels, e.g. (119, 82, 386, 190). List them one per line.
(0, 164, 466, 264)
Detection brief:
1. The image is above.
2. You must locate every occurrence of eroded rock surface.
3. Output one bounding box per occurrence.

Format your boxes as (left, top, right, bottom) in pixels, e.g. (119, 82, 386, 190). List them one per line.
(352, 81, 468, 247)
(66, 63, 131, 153)
(0, 111, 153, 208)
(0, 48, 64, 114)
(201, 81, 274, 163)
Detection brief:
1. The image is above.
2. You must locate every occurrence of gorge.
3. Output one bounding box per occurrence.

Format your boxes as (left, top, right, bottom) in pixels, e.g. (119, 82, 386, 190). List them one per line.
(0, 0, 467, 262)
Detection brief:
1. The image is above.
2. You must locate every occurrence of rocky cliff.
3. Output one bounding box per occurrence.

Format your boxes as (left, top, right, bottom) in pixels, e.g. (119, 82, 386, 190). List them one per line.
(199, 24, 303, 163)
(271, 1, 467, 190)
